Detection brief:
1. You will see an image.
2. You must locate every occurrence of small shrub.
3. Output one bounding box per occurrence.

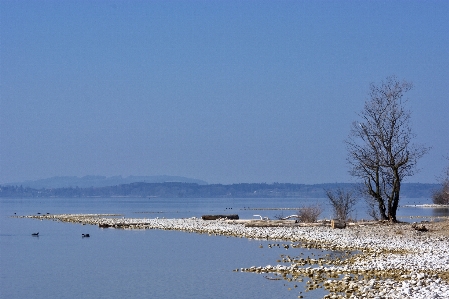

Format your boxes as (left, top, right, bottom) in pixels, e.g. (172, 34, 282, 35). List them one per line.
(433, 162, 449, 205)
(297, 205, 323, 223)
(432, 180, 449, 205)
(325, 188, 358, 221)
(273, 211, 284, 220)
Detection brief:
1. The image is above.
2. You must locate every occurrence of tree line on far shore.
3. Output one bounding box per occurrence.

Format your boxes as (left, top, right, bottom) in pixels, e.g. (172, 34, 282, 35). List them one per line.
(0, 181, 438, 199)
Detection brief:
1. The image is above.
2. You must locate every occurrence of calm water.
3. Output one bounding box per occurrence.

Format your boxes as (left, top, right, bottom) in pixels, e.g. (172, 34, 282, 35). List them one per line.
(0, 197, 445, 299)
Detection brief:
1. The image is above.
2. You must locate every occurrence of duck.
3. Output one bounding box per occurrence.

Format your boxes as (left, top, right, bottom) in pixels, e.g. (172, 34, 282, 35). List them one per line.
(82, 234, 90, 238)
(32, 232, 39, 236)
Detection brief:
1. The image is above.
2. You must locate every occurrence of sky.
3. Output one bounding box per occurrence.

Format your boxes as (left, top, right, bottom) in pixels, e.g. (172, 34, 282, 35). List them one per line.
(1, 0, 448, 185)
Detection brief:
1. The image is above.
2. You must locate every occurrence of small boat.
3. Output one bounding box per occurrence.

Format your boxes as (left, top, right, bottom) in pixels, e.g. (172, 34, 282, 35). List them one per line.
(82, 234, 90, 238)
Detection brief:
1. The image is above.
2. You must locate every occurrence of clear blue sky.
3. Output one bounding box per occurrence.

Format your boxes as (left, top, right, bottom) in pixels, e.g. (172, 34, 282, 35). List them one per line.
(1, 1, 448, 184)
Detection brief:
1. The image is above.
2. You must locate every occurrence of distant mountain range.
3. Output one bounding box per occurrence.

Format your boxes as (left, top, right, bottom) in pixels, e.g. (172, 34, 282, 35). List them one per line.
(2, 175, 208, 189)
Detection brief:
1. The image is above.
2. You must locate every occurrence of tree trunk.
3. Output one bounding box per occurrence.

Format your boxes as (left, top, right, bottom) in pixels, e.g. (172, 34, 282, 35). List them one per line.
(389, 191, 400, 223)
(366, 178, 388, 220)
(378, 199, 388, 220)
(388, 171, 401, 223)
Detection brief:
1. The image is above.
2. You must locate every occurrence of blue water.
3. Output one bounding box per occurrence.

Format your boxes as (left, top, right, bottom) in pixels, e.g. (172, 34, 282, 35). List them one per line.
(1, 197, 445, 299)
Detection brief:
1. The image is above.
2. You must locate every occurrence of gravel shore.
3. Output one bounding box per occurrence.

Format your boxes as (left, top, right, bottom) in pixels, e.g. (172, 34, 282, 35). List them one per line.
(21, 214, 449, 299)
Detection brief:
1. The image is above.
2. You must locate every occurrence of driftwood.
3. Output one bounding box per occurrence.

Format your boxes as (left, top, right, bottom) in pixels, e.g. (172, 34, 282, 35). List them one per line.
(347, 221, 379, 226)
(411, 223, 428, 232)
(224, 220, 253, 224)
(201, 214, 239, 220)
(331, 219, 346, 229)
(280, 215, 299, 220)
(294, 222, 327, 227)
(244, 220, 298, 227)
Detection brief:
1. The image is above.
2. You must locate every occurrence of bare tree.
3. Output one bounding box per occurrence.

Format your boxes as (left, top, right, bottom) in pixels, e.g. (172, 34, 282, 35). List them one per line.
(433, 160, 449, 205)
(433, 181, 449, 205)
(325, 188, 358, 221)
(297, 205, 323, 223)
(346, 76, 429, 222)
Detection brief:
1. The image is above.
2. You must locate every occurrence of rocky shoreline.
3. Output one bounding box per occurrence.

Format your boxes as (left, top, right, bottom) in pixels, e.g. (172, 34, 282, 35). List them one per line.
(20, 214, 449, 299)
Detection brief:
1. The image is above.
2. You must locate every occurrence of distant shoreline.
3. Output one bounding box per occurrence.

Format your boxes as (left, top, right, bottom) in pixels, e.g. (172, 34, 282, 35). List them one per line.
(0, 182, 439, 199)
(402, 204, 449, 208)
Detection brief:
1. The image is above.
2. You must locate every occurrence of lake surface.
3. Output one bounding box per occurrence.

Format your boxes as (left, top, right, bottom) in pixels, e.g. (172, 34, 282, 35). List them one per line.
(1, 197, 446, 299)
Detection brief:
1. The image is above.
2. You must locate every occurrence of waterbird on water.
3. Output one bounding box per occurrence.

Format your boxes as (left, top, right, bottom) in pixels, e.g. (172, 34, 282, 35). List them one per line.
(82, 234, 90, 238)
(32, 232, 39, 236)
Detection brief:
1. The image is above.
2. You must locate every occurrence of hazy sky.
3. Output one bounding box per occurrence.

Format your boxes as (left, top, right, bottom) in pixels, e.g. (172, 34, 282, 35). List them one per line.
(1, 1, 448, 185)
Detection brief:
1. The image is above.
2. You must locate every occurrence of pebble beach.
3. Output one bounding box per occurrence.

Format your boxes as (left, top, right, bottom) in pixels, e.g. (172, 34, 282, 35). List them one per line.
(22, 213, 449, 299)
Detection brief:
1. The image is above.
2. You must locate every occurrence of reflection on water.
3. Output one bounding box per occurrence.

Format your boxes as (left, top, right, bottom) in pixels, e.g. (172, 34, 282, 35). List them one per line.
(433, 208, 449, 217)
(397, 204, 449, 221)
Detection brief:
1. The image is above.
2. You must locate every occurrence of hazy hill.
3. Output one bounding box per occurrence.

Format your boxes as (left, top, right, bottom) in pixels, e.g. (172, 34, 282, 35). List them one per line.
(3, 175, 208, 189)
